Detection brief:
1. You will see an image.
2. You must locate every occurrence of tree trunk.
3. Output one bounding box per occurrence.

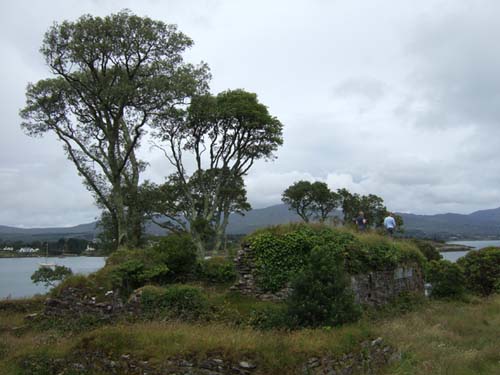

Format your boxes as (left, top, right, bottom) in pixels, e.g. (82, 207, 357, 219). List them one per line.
(213, 209, 230, 253)
(190, 229, 206, 259)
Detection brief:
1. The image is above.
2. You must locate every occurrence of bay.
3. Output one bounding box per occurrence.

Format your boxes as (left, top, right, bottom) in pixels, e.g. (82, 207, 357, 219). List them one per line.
(441, 240, 500, 262)
(0, 256, 106, 299)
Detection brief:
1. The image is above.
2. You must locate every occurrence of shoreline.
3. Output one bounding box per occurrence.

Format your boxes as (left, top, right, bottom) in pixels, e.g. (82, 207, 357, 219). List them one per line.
(435, 243, 474, 253)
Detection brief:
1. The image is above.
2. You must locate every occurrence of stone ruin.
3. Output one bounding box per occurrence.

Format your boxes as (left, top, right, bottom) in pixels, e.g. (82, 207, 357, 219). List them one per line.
(231, 243, 424, 306)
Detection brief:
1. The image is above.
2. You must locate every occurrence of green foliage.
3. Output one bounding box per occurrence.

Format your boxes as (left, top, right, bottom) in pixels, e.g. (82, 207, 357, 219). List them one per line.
(21, 10, 209, 249)
(247, 226, 334, 292)
(247, 304, 290, 330)
(286, 245, 361, 328)
(282, 180, 340, 222)
(151, 234, 198, 281)
(139, 285, 208, 320)
(411, 239, 442, 261)
(150, 89, 283, 256)
(111, 259, 170, 294)
(426, 260, 466, 299)
(458, 247, 500, 296)
(355, 234, 425, 272)
(197, 256, 237, 284)
(30, 265, 73, 288)
(50, 274, 96, 296)
(246, 224, 424, 292)
(337, 188, 388, 228)
(98, 234, 197, 296)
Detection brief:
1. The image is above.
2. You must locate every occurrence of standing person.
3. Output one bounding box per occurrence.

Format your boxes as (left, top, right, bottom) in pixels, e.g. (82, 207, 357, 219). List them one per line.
(355, 211, 367, 231)
(384, 212, 396, 236)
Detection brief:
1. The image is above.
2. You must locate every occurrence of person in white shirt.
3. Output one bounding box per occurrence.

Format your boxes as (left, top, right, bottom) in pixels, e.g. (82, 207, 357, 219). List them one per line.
(383, 212, 396, 236)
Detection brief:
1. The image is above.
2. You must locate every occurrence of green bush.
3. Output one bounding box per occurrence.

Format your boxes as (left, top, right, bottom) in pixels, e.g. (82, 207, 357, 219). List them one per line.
(247, 303, 290, 330)
(152, 234, 198, 281)
(197, 256, 237, 284)
(31, 265, 73, 288)
(286, 244, 361, 328)
(412, 239, 442, 261)
(111, 258, 169, 295)
(51, 274, 105, 299)
(139, 285, 208, 320)
(458, 247, 500, 296)
(426, 260, 466, 298)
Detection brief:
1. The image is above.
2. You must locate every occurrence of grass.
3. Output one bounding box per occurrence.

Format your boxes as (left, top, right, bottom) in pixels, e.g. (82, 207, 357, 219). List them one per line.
(376, 295, 500, 374)
(1, 291, 499, 374)
(76, 321, 371, 372)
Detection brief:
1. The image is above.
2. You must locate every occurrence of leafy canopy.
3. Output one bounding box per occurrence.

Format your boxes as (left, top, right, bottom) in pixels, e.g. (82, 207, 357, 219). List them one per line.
(282, 180, 341, 223)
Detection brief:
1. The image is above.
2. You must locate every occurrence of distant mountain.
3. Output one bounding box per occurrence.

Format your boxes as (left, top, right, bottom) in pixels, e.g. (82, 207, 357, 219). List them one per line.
(2, 204, 500, 242)
(0, 222, 97, 242)
(399, 207, 500, 240)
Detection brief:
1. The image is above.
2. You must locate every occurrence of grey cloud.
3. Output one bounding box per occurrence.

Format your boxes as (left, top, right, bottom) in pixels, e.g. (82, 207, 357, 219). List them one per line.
(404, 2, 500, 129)
(332, 77, 387, 102)
(3, 0, 500, 227)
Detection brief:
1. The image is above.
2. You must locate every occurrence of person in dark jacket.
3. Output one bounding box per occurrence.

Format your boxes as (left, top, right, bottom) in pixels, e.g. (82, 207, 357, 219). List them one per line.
(354, 211, 367, 231)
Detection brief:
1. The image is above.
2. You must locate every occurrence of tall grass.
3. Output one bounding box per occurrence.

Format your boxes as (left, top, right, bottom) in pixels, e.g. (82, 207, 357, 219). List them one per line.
(378, 295, 500, 374)
(76, 321, 372, 372)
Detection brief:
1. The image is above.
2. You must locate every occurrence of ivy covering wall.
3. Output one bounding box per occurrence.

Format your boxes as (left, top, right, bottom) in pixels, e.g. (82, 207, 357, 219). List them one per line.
(244, 224, 425, 292)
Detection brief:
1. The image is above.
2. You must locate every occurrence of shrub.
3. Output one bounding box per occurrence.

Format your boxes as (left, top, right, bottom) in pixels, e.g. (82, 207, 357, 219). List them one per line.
(50, 274, 101, 298)
(139, 285, 208, 320)
(152, 234, 198, 281)
(286, 244, 361, 328)
(458, 247, 500, 296)
(426, 260, 466, 298)
(111, 258, 169, 295)
(197, 256, 237, 284)
(31, 265, 73, 288)
(247, 303, 290, 330)
(411, 239, 442, 261)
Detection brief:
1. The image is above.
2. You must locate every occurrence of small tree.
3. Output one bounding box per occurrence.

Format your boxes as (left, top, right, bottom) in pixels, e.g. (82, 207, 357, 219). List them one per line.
(282, 181, 315, 222)
(282, 181, 340, 222)
(31, 265, 73, 288)
(287, 244, 361, 327)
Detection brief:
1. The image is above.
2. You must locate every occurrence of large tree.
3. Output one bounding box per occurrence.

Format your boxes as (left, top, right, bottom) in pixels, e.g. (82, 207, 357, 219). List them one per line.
(20, 11, 209, 249)
(282, 180, 340, 222)
(151, 89, 283, 255)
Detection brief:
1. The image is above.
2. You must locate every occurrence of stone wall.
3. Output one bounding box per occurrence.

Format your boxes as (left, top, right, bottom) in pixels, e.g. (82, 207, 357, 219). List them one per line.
(231, 244, 424, 305)
(43, 287, 124, 320)
(351, 266, 424, 306)
(20, 337, 399, 375)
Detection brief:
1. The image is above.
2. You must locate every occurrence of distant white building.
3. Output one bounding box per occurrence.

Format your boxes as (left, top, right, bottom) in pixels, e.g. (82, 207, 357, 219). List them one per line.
(18, 247, 39, 253)
(2, 246, 14, 251)
(85, 244, 96, 252)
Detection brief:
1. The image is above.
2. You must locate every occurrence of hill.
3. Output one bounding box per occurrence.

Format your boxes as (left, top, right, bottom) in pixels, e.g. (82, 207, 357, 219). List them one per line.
(2, 204, 500, 242)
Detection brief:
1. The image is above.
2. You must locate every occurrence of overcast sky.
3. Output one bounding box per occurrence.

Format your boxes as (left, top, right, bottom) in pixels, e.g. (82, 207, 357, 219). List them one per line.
(2, 0, 500, 227)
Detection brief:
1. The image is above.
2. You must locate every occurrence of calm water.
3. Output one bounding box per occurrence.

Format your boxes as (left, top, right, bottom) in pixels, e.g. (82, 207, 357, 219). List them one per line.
(442, 240, 500, 262)
(0, 257, 106, 299)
